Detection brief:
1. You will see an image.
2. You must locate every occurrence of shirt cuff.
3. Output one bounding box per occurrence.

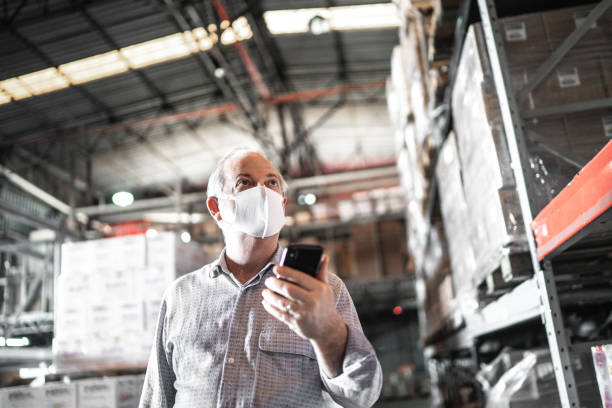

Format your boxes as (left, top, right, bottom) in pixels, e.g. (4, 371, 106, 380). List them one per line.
(319, 325, 382, 407)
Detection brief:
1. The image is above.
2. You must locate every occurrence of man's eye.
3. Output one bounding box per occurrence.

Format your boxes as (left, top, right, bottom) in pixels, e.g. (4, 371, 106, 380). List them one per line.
(268, 180, 278, 186)
(237, 179, 250, 186)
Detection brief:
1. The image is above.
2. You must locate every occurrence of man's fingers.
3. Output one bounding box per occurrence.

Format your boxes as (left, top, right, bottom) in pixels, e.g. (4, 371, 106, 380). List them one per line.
(273, 265, 320, 291)
(265, 276, 311, 302)
(262, 289, 296, 312)
(261, 299, 297, 325)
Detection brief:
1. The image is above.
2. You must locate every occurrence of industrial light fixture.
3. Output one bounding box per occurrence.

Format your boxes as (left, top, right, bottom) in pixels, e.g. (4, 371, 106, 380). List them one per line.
(220, 28, 237, 45)
(180, 231, 191, 243)
(304, 193, 317, 205)
(0, 17, 254, 105)
(111, 191, 134, 207)
(0, 336, 30, 347)
(214, 67, 226, 78)
(263, 3, 399, 35)
(309, 15, 331, 35)
(145, 228, 159, 238)
(297, 193, 317, 206)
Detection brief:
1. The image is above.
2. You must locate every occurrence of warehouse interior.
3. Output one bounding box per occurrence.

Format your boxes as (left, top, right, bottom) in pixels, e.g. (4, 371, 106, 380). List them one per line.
(0, 0, 611, 406)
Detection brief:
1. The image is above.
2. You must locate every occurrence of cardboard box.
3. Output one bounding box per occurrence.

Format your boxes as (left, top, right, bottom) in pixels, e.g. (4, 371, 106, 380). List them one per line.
(1, 386, 42, 408)
(116, 376, 144, 408)
(42, 383, 77, 408)
(77, 379, 116, 408)
(348, 224, 381, 280)
(378, 220, 408, 277)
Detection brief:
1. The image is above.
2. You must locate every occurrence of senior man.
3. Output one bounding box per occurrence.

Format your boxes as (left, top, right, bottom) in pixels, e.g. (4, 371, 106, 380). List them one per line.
(140, 148, 382, 407)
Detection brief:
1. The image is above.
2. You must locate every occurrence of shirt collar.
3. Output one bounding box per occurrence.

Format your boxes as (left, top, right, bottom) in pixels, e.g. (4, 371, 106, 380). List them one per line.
(209, 245, 284, 283)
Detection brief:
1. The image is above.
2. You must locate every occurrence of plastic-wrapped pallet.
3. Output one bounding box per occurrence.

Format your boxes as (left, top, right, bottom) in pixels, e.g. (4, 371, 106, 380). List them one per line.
(592, 345, 612, 408)
(478, 348, 600, 407)
(452, 24, 527, 285)
(451, 4, 612, 287)
(435, 132, 476, 298)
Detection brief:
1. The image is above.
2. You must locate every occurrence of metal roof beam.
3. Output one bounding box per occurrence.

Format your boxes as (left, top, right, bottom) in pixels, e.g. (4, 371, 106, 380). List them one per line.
(75, 2, 172, 108)
(326, 0, 348, 81)
(8, 26, 191, 190)
(0, 0, 96, 29)
(8, 27, 119, 122)
(2, 0, 28, 26)
(243, 0, 320, 173)
(156, 0, 263, 133)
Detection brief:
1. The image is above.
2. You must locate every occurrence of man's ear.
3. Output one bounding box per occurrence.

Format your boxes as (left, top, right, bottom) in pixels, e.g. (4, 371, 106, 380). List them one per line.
(207, 197, 222, 222)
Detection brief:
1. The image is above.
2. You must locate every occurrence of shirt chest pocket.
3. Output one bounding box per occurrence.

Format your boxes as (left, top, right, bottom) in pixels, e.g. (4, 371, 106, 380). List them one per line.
(256, 327, 320, 392)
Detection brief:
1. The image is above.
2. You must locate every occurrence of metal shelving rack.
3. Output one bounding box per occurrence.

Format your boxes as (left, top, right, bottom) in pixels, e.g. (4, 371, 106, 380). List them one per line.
(416, 1, 612, 407)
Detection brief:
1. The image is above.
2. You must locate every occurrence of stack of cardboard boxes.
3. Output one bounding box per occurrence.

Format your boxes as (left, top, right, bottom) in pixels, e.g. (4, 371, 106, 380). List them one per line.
(389, 3, 454, 338)
(54, 232, 210, 370)
(0, 375, 145, 408)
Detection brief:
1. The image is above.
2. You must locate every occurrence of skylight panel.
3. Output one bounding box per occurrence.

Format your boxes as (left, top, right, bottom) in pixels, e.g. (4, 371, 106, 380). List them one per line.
(59, 51, 129, 85)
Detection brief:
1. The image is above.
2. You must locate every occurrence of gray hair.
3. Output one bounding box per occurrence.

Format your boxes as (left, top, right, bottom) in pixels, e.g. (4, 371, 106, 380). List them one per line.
(206, 147, 288, 198)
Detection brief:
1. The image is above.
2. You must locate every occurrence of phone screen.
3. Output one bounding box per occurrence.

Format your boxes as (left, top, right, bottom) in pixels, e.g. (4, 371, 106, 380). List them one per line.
(280, 245, 323, 277)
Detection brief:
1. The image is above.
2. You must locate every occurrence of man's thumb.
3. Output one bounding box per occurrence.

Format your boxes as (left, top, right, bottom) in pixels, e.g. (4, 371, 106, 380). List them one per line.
(317, 254, 329, 283)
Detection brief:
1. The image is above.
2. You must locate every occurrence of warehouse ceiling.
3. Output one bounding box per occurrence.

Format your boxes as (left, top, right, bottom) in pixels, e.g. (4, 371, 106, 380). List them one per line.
(0, 0, 398, 220)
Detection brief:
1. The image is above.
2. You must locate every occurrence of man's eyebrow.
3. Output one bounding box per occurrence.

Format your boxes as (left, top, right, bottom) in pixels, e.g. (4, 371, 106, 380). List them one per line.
(236, 173, 253, 178)
(265, 173, 280, 179)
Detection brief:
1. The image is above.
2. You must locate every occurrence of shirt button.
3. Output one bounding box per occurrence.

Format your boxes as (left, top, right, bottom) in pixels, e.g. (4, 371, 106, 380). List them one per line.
(227, 357, 235, 364)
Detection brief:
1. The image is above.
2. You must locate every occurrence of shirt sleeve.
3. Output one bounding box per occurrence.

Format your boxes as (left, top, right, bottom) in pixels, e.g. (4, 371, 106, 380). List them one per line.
(320, 278, 383, 408)
(139, 295, 176, 408)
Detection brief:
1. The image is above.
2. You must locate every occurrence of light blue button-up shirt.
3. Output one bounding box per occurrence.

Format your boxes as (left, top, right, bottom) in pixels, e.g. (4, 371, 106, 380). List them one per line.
(139, 246, 382, 407)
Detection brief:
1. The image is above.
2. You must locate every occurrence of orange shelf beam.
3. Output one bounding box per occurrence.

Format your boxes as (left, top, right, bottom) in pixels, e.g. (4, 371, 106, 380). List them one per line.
(532, 139, 612, 261)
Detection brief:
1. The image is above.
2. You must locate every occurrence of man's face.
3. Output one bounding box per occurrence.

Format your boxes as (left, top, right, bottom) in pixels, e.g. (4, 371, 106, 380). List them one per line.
(221, 152, 284, 197)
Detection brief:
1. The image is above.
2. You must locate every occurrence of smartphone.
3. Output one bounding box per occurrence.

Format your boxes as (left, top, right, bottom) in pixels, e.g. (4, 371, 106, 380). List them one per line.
(280, 244, 324, 277)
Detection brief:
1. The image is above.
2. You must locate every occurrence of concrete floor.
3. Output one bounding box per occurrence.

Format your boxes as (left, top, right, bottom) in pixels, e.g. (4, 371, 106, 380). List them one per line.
(374, 398, 430, 408)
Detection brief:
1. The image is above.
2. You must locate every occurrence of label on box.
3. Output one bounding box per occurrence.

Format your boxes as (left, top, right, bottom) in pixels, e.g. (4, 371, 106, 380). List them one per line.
(557, 67, 581, 88)
(603, 117, 612, 139)
(504, 22, 527, 41)
(574, 10, 597, 29)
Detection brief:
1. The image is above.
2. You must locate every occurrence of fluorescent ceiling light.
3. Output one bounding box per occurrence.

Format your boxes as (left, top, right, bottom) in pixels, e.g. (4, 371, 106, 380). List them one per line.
(145, 212, 206, 224)
(263, 3, 399, 35)
(0, 17, 253, 105)
(2, 337, 30, 347)
(112, 191, 134, 207)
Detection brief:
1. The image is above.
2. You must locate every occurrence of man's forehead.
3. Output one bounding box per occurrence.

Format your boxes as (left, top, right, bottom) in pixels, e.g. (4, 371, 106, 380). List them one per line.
(223, 152, 280, 177)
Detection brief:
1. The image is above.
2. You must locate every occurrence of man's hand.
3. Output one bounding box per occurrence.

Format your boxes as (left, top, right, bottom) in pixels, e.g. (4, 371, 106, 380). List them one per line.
(261, 255, 348, 377)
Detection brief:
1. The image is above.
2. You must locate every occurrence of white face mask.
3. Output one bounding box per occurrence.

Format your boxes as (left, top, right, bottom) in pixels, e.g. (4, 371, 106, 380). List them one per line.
(217, 186, 285, 238)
